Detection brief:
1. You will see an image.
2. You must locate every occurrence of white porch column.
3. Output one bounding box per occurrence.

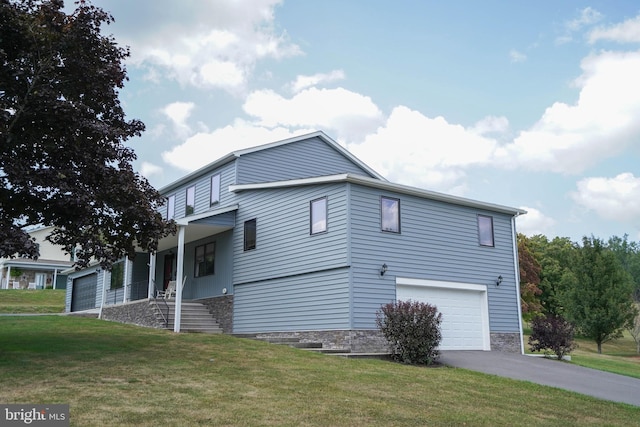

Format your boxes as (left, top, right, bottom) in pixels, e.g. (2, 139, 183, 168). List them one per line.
(6, 266, 11, 289)
(123, 258, 130, 304)
(52, 269, 58, 289)
(174, 225, 186, 333)
(99, 269, 107, 319)
(148, 252, 157, 299)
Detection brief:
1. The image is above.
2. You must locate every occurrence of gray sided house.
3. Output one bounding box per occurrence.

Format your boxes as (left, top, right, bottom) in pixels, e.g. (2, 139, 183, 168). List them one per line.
(65, 131, 526, 353)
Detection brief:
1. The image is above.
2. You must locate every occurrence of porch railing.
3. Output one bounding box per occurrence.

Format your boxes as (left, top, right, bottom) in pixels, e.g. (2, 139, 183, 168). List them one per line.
(104, 280, 152, 305)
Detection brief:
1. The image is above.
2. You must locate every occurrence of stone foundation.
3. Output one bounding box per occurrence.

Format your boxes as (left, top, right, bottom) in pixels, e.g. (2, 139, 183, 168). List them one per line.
(250, 329, 390, 353)
(490, 333, 522, 353)
(100, 299, 164, 329)
(198, 295, 234, 333)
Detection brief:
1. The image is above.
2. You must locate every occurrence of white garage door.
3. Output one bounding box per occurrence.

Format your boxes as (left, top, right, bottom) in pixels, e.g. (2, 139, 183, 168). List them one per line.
(396, 278, 490, 351)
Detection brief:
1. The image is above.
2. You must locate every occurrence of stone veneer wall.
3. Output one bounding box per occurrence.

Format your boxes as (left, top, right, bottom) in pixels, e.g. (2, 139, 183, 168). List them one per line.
(490, 333, 522, 353)
(251, 331, 523, 353)
(198, 295, 234, 333)
(251, 329, 391, 353)
(101, 299, 164, 329)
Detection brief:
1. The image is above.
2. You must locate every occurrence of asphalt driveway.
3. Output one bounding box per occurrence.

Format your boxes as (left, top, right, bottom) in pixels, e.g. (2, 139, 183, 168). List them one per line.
(439, 351, 640, 407)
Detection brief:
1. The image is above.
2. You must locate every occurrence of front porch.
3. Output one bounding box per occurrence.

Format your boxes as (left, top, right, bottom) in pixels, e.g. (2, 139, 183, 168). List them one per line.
(97, 295, 233, 334)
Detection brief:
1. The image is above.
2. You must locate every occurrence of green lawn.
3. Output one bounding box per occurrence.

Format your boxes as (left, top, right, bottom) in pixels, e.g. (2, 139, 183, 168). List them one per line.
(1, 316, 639, 426)
(0, 289, 66, 313)
(524, 327, 640, 379)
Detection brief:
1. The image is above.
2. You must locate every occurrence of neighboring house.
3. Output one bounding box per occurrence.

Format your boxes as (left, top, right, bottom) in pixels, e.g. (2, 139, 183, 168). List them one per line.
(0, 226, 72, 290)
(65, 131, 526, 353)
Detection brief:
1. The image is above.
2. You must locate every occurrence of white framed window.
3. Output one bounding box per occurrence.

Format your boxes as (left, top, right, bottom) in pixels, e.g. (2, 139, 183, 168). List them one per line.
(310, 197, 328, 235)
(186, 185, 195, 215)
(210, 174, 221, 206)
(167, 194, 176, 219)
(478, 215, 494, 247)
(381, 196, 400, 233)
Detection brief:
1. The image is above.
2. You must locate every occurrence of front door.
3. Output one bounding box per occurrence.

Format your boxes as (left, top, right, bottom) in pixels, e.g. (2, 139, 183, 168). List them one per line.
(163, 254, 175, 291)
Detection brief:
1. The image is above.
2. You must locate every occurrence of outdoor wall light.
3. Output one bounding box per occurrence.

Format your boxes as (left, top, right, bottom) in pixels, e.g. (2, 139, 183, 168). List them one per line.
(380, 263, 388, 276)
(496, 275, 503, 286)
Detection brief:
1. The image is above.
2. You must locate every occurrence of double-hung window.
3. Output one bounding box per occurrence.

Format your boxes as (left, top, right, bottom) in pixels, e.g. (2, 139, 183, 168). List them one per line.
(381, 196, 400, 233)
(210, 174, 221, 206)
(194, 242, 215, 277)
(478, 215, 494, 247)
(244, 219, 257, 251)
(186, 186, 195, 215)
(310, 197, 328, 235)
(167, 194, 176, 219)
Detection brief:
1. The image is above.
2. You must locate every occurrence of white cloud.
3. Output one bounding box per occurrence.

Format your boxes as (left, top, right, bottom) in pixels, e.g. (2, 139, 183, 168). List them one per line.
(557, 7, 603, 44)
(140, 161, 163, 178)
(509, 49, 527, 63)
(161, 120, 314, 172)
(571, 173, 640, 223)
(162, 102, 195, 139)
(515, 207, 556, 237)
(494, 49, 640, 173)
(589, 14, 640, 44)
(243, 87, 384, 141)
(348, 106, 497, 193)
(113, 0, 301, 92)
(290, 70, 346, 93)
(567, 7, 603, 32)
(470, 116, 509, 136)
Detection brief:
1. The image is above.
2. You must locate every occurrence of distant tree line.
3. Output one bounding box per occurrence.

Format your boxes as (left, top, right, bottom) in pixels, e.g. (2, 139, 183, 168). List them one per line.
(518, 234, 639, 354)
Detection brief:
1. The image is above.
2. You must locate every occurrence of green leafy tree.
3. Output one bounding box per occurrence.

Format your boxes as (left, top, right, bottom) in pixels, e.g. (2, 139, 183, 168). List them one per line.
(561, 237, 637, 354)
(607, 234, 640, 302)
(0, 0, 174, 268)
(629, 303, 640, 354)
(527, 235, 577, 316)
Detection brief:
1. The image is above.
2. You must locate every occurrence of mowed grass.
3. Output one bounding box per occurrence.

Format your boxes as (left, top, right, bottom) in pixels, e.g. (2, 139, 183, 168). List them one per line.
(1, 317, 639, 426)
(0, 289, 66, 313)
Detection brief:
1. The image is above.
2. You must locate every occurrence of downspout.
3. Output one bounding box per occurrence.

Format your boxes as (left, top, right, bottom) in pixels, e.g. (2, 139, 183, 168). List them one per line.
(174, 226, 186, 333)
(511, 213, 525, 354)
(148, 252, 157, 299)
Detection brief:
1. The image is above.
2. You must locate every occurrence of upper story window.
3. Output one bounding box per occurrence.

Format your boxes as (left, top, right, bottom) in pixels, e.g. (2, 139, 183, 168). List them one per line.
(110, 261, 124, 289)
(167, 194, 176, 219)
(186, 185, 195, 216)
(210, 174, 221, 206)
(478, 215, 494, 247)
(194, 242, 215, 277)
(381, 196, 400, 233)
(310, 197, 328, 235)
(244, 219, 256, 251)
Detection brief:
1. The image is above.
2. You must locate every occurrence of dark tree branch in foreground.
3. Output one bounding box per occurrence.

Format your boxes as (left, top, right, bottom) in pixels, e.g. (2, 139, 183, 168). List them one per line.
(1, 0, 174, 268)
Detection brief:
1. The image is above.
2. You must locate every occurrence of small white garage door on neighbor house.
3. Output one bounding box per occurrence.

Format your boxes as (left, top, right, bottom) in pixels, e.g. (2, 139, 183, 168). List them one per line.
(396, 278, 490, 351)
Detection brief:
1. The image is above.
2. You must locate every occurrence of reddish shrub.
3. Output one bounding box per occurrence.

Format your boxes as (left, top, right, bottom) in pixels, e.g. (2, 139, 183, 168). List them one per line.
(376, 300, 442, 365)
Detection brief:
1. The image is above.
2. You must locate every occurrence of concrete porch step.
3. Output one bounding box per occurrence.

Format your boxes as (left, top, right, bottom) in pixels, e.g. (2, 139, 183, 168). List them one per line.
(150, 299, 222, 333)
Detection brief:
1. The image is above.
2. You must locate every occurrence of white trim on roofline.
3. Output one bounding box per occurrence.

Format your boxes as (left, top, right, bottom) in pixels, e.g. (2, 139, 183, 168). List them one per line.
(229, 173, 527, 216)
(158, 131, 385, 194)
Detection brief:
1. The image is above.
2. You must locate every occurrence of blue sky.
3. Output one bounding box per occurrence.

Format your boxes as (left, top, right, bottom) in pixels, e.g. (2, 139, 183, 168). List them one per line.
(83, 1, 640, 242)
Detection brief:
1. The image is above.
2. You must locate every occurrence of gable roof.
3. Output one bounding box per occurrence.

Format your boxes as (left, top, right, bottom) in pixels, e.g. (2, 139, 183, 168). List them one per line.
(159, 131, 385, 194)
(230, 173, 527, 216)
